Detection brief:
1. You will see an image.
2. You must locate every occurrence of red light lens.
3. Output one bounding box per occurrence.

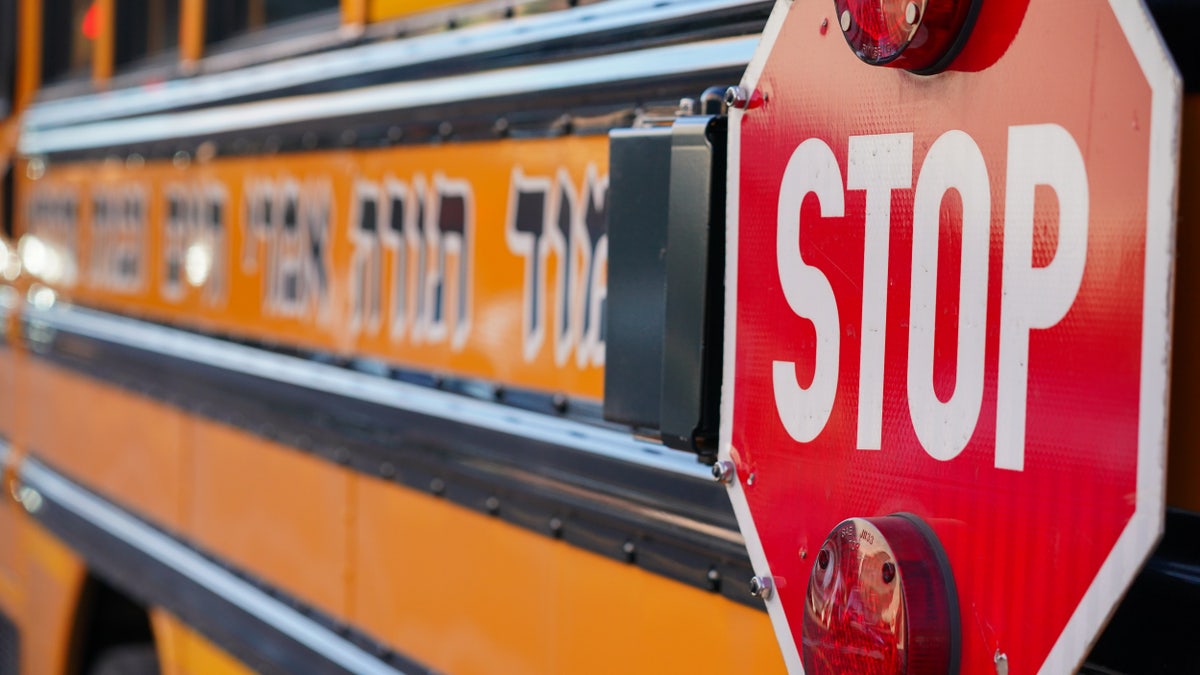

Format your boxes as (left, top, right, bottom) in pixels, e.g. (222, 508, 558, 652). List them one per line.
(802, 514, 959, 675)
(834, 0, 980, 73)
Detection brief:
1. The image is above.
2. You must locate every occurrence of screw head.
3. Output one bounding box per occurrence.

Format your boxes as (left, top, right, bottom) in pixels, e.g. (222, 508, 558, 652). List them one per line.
(881, 561, 897, 584)
(905, 1, 921, 25)
(749, 575, 774, 600)
(711, 460, 736, 484)
(724, 85, 751, 110)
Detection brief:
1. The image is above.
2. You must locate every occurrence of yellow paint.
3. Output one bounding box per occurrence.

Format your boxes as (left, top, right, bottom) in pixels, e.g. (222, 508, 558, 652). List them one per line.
(188, 420, 351, 617)
(342, 0, 368, 27)
(15, 0, 41, 109)
(368, 0, 476, 23)
(152, 609, 256, 675)
(92, 0, 115, 84)
(19, 136, 610, 399)
(353, 472, 787, 675)
(25, 358, 190, 531)
(180, 0, 206, 66)
(21, 521, 88, 675)
(23, 364, 784, 674)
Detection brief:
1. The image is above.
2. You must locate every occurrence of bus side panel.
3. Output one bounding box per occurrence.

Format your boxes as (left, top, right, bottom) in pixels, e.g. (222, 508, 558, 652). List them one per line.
(24, 359, 189, 532)
(19, 521, 87, 675)
(187, 421, 351, 619)
(150, 609, 255, 675)
(352, 473, 789, 675)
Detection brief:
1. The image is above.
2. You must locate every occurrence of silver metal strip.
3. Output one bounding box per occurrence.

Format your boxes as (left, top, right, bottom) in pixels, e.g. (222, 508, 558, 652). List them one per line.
(19, 36, 757, 156)
(18, 457, 409, 675)
(0, 437, 9, 466)
(25, 303, 711, 481)
(25, 0, 762, 131)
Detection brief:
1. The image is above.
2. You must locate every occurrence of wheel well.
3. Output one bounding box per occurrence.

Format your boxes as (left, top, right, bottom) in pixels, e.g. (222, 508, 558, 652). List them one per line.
(70, 576, 156, 675)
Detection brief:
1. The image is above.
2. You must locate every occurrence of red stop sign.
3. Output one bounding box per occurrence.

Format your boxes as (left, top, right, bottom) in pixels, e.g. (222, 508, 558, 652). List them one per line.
(721, 1, 1181, 674)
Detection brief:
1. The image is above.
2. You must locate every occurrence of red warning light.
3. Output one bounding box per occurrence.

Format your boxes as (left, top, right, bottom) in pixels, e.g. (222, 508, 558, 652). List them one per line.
(82, 2, 100, 41)
(802, 514, 959, 675)
(833, 0, 981, 73)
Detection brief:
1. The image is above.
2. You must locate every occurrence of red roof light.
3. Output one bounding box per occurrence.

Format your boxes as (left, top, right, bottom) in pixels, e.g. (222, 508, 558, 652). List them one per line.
(802, 514, 960, 675)
(834, 0, 981, 73)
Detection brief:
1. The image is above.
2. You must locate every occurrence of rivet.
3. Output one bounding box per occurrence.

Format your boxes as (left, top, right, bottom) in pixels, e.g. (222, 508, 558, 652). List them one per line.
(552, 393, 568, 414)
(840, 9, 852, 32)
(622, 540, 636, 560)
(711, 460, 736, 484)
(994, 651, 1009, 675)
(748, 575, 774, 600)
(17, 486, 42, 514)
(746, 472, 757, 486)
(549, 517, 564, 536)
(706, 567, 721, 589)
(26, 158, 46, 181)
(438, 121, 454, 138)
(379, 462, 395, 478)
(485, 496, 501, 514)
(429, 478, 446, 495)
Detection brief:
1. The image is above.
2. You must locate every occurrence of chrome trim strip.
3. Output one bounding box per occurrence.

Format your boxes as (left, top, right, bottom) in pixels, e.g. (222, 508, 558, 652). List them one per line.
(20, 36, 756, 156)
(25, 303, 710, 481)
(19, 457, 408, 675)
(26, 0, 762, 132)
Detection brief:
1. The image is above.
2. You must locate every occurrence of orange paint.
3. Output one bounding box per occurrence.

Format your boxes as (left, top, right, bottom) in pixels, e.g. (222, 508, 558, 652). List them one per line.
(19, 136, 610, 399)
(25, 358, 190, 531)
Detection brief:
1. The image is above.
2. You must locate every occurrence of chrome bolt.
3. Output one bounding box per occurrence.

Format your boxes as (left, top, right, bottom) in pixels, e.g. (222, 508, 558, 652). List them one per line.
(711, 460, 736, 484)
(749, 575, 774, 600)
(17, 486, 43, 514)
(905, 2, 920, 25)
(724, 86, 751, 110)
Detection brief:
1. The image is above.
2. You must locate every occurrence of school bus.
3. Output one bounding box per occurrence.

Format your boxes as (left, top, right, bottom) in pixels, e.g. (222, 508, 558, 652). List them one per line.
(0, 1, 1196, 674)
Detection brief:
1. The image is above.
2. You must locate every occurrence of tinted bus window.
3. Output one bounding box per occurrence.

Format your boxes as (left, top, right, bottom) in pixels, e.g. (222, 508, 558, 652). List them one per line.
(205, 0, 339, 46)
(115, 0, 181, 68)
(0, 0, 13, 115)
(41, 0, 94, 83)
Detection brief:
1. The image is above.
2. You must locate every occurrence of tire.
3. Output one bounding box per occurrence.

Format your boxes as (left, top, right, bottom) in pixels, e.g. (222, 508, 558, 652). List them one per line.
(88, 644, 160, 675)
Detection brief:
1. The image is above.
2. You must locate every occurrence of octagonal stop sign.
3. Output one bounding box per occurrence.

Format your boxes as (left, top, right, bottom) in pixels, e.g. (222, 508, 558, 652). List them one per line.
(721, 1, 1181, 674)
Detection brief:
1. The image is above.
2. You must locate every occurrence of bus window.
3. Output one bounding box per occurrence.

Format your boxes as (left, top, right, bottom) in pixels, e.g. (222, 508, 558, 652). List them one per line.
(41, 0, 94, 84)
(0, 0, 13, 115)
(205, 0, 339, 47)
(115, 0, 181, 69)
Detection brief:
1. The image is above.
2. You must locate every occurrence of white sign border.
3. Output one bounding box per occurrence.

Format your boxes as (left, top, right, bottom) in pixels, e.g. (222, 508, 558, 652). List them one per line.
(718, 1, 1182, 673)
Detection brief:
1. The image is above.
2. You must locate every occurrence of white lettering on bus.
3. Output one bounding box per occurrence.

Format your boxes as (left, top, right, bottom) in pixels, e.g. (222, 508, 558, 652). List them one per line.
(349, 174, 474, 351)
(163, 181, 228, 306)
(241, 178, 333, 324)
(505, 165, 608, 366)
(89, 184, 147, 294)
(773, 124, 1088, 471)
